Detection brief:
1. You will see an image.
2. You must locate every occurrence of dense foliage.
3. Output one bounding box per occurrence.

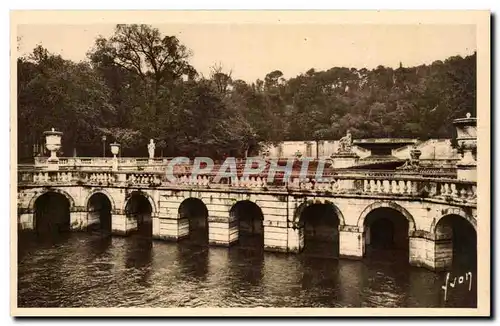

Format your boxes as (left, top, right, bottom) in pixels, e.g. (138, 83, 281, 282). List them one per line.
(17, 24, 476, 161)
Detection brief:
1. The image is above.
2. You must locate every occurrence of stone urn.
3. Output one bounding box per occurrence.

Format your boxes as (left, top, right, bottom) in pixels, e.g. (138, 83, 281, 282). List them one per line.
(453, 112, 477, 181)
(110, 142, 120, 171)
(43, 128, 63, 169)
(110, 142, 120, 158)
(453, 112, 477, 164)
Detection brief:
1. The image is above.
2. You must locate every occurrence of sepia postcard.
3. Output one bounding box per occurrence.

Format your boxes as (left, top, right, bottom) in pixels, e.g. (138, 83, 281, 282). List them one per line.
(10, 10, 491, 317)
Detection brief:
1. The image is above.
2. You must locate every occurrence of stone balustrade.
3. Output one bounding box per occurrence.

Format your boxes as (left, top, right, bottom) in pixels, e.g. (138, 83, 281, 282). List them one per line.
(17, 168, 476, 205)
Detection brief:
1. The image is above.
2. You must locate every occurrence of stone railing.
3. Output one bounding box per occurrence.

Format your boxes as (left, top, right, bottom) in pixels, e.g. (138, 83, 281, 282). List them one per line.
(17, 168, 476, 205)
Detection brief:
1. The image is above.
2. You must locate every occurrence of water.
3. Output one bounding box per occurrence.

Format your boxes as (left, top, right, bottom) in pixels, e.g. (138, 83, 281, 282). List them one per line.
(17, 232, 477, 308)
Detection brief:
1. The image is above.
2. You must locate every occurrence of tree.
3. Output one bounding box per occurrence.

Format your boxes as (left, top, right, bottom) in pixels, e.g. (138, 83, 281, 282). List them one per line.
(88, 24, 196, 117)
(18, 46, 115, 159)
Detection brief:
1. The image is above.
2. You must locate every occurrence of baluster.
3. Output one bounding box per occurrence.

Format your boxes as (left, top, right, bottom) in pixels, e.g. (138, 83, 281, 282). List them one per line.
(395, 180, 400, 194)
(402, 181, 408, 194)
(387, 180, 393, 193)
(460, 187, 467, 200)
(451, 183, 458, 197)
(447, 183, 453, 196)
(467, 186, 475, 200)
(380, 180, 385, 193)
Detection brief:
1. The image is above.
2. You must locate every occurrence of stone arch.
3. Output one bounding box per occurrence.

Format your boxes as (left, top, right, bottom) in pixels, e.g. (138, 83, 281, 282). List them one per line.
(432, 207, 476, 233)
(293, 198, 345, 227)
(178, 197, 209, 218)
(28, 188, 76, 212)
(123, 190, 157, 214)
(357, 201, 416, 234)
(84, 188, 116, 212)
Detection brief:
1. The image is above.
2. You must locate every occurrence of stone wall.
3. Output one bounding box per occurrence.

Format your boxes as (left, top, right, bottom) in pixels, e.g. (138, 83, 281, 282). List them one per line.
(17, 184, 477, 271)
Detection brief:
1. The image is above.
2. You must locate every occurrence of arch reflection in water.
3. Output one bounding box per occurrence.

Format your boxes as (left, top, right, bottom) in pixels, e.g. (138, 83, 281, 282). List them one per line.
(177, 244, 209, 282)
(178, 198, 209, 245)
(17, 233, 478, 308)
(230, 200, 264, 250)
(124, 234, 153, 287)
(125, 192, 153, 238)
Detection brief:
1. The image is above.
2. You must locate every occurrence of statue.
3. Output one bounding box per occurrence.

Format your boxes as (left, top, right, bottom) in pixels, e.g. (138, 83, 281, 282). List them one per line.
(148, 139, 155, 158)
(338, 130, 353, 153)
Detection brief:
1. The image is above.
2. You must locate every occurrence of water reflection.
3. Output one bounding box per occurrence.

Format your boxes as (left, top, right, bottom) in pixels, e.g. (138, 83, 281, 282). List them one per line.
(17, 232, 477, 308)
(177, 243, 209, 282)
(125, 235, 153, 287)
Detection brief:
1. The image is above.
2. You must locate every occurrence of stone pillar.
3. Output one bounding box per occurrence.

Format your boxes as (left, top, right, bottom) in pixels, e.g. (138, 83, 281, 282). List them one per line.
(153, 216, 189, 241)
(208, 216, 238, 246)
(409, 232, 437, 270)
(330, 152, 359, 169)
(263, 220, 289, 252)
(453, 113, 477, 182)
(286, 226, 304, 253)
(18, 211, 34, 230)
(111, 213, 137, 235)
(409, 230, 453, 271)
(70, 206, 88, 231)
(152, 197, 191, 241)
(339, 226, 364, 259)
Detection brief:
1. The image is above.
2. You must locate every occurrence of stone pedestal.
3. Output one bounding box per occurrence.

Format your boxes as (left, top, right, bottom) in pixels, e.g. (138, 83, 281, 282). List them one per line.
(111, 214, 137, 235)
(70, 210, 88, 231)
(339, 229, 364, 259)
(44, 128, 63, 171)
(263, 224, 288, 252)
(330, 153, 359, 169)
(152, 216, 189, 241)
(208, 216, 238, 246)
(409, 236, 436, 270)
(286, 226, 304, 253)
(18, 212, 34, 230)
(453, 113, 477, 182)
(456, 164, 477, 182)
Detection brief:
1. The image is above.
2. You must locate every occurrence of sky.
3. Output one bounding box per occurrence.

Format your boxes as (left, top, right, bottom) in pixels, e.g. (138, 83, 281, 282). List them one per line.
(16, 23, 476, 83)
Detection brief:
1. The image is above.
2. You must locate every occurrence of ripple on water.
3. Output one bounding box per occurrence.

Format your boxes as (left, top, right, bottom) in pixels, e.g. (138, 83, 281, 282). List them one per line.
(17, 233, 476, 308)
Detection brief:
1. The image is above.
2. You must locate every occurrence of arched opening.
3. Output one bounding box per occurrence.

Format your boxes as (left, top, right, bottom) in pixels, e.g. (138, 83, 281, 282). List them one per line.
(435, 214, 477, 271)
(125, 192, 153, 237)
(363, 207, 410, 261)
(87, 193, 112, 235)
(299, 203, 340, 258)
(178, 198, 209, 245)
(34, 192, 71, 237)
(231, 200, 264, 249)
